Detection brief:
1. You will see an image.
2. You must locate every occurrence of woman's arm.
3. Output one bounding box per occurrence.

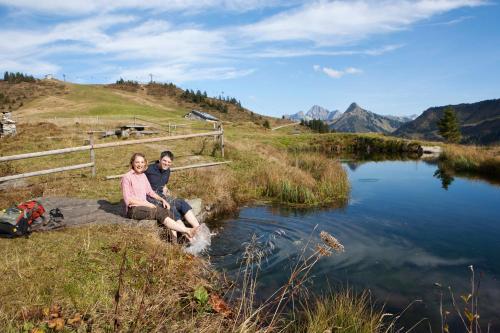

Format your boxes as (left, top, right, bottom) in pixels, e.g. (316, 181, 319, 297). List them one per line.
(128, 197, 156, 208)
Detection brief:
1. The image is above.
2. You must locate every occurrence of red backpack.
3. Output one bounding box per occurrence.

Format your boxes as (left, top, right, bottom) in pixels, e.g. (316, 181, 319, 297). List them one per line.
(0, 200, 46, 238)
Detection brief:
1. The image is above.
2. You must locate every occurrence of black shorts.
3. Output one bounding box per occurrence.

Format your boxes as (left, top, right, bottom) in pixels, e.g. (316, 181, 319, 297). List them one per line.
(127, 205, 172, 224)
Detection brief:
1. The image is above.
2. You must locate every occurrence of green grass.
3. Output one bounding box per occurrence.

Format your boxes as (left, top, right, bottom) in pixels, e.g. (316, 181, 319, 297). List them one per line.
(39, 84, 187, 120)
(0, 224, 229, 332)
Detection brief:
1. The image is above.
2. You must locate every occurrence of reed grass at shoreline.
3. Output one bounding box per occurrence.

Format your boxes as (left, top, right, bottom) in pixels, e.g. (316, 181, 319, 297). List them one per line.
(439, 144, 500, 180)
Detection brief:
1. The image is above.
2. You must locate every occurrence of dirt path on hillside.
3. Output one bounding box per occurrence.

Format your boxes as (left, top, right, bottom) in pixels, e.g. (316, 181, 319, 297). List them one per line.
(271, 122, 300, 131)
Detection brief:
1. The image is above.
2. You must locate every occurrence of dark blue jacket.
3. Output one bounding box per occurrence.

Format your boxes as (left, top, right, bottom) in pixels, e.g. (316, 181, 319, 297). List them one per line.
(145, 161, 170, 194)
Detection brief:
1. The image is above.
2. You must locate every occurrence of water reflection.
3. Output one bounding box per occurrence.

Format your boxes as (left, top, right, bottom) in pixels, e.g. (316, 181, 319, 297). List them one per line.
(433, 167, 455, 190)
(209, 160, 500, 332)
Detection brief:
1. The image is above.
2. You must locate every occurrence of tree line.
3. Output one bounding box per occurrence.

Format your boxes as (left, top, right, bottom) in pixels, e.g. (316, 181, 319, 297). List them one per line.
(181, 89, 243, 114)
(113, 78, 245, 114)
(3, 71, 36, 83)
(300, 119, 333, 133)
(115, 78, 139, 86)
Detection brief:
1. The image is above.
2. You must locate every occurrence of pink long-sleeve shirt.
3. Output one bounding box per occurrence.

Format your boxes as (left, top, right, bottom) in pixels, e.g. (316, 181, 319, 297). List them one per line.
(121, 169, 156, 213)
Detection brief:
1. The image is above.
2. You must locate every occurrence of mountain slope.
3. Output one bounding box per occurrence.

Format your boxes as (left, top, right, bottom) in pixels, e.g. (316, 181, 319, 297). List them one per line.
(330, 103, 405, 133)
(394, 99, 500, 144)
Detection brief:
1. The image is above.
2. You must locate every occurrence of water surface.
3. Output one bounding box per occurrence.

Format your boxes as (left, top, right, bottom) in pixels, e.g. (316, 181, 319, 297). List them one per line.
(209, 160, 500, 331)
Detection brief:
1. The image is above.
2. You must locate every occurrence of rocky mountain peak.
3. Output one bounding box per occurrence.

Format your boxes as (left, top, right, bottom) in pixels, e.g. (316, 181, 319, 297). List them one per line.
(345, 102, 363, 113)
(284, 105, 340, 122)
(306, 105, 330, 119)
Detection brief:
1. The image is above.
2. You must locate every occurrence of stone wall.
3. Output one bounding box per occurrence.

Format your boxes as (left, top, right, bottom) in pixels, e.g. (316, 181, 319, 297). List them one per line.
(0, 112, 16, 137)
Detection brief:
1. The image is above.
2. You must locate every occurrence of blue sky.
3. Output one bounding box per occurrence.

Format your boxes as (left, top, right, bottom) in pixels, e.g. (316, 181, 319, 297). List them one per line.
(0, 0, 498, 117)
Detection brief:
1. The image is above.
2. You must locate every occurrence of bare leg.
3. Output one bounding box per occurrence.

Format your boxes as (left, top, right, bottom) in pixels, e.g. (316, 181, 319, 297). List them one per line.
(170, 230, 178, 242)
(162, 217, 197, 238)
(183, 210, 200, 228)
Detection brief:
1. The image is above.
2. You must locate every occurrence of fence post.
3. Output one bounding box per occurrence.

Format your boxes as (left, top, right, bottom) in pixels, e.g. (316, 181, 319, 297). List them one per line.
(219, 123, 224, 158)
(168, 123, 171, 136)
(89, 133, 96, 177)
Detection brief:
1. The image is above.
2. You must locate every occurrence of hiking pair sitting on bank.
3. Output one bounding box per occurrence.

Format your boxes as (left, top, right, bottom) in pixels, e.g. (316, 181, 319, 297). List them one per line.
(121, 151, 200, 241)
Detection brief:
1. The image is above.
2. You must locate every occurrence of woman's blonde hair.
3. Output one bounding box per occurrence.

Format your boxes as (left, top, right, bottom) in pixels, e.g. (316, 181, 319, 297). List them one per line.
(129, 152, 147, 169)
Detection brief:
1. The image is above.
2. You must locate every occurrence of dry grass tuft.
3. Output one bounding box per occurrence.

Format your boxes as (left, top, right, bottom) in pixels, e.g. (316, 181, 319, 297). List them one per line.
(440, 144, 500, 180)
(172, 166, 240, 217)
(253, 152, 350, 205)
(299, 289, 386, 333)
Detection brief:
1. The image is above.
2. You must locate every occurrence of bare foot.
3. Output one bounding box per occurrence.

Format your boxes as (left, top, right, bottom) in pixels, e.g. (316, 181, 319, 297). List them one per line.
(186, 226, 200, 242)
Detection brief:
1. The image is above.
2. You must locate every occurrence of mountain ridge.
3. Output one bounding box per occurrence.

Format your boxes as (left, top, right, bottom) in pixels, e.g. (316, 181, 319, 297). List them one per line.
(329, 102, 408, 133)
(394, 98, 500, 144)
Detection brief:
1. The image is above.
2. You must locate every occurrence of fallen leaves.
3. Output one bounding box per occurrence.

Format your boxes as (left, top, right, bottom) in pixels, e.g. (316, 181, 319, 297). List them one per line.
(23, 305, 84, 332)
(47, 318, 64, 330)
(209, 293, 232, 318)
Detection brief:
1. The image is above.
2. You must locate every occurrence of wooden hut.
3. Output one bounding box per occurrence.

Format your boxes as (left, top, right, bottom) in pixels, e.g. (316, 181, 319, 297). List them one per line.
(184, 110, 219, 122)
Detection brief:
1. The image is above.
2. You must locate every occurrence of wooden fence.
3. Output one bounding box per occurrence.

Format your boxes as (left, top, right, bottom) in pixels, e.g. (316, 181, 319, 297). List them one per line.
(0, 127, 224, 183)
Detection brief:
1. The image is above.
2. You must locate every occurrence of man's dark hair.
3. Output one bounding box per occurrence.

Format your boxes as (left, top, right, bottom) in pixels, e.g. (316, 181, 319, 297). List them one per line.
(160, 150, 174, 161)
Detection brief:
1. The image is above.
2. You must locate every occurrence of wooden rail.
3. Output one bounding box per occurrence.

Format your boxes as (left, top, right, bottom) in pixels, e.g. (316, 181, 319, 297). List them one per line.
(0, 131, 222, 162)
(105, 161, 232, 180)
(0, 128, 225, 182)
(0, 163, 94, 182)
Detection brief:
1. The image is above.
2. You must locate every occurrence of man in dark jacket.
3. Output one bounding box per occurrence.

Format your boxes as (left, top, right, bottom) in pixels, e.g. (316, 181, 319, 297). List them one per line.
(145, 151, 200, 229)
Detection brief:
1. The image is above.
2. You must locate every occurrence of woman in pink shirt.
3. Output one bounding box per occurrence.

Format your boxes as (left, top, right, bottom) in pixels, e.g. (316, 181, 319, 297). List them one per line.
(121, 152, 197, 240)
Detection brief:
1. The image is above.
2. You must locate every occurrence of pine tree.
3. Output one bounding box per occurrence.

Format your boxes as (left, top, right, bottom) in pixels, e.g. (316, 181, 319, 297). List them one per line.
(437, 106, 461, 143)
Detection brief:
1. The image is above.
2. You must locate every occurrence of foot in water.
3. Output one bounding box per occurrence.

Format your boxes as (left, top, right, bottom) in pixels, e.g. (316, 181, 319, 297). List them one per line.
(186, 225, 200, 242)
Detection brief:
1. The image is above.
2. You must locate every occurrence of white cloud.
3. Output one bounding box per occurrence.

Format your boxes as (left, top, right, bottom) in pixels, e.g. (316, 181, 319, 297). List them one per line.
(430, 15, 474, 25)
(119, 64, 255, 83)
(0, 0, 485, 82)
(0, 59, 60, 75)
(253, 44, 405, 58)
(345, 67, 363, 74)
(0, 0, 288, 14)
(241, 0, 484, 46)
(317, 66, 363, 79)
(322, 67, 344, 78)
(0, 15, 243, 81)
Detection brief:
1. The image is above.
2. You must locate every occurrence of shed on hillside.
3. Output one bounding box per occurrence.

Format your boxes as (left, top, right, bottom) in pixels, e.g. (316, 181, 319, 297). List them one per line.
(184, 110, 219, 122)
